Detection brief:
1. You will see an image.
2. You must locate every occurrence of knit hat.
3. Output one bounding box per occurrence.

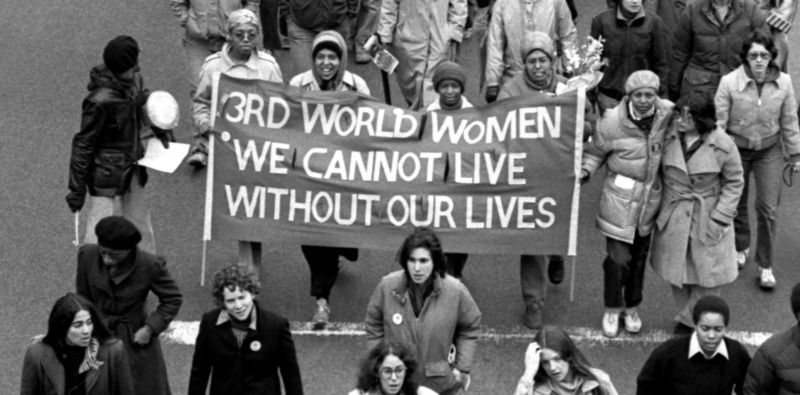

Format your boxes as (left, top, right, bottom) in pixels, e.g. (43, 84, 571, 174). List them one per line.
(312, 34, 343, 60)
(625, 70, 660, 94)
(103, 36, 139, 75)
(432, 61, 466, 91)
(791, 282, 800, 320)
(692, 295, 731, 326)
(226, 9, 260, 36)
(520, 31, 556, 62)
(95, 216, 142, 250)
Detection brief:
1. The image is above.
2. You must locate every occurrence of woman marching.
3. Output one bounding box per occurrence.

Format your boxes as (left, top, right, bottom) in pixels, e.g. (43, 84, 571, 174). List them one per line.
(349, 342, 437, 395)
(513, 326, 619, 395)
(20, 293, 134, 395)
(715, 30, 800, 289)
(365, 227, 482, 394)
(650, 94, 744, 335)
(289, 29, 367, 330)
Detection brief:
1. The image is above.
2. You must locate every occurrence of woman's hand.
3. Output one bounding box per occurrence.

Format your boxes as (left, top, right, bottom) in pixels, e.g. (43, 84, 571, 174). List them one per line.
(523, 342, 542, 377)
(791, 161, 800, 173)
(133, 325, 153, 345)
(453, 368, 470, 390)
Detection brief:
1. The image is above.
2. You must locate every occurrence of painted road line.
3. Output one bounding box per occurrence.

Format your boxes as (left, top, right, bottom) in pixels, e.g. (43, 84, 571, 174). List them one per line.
(161, 321, 774, 347)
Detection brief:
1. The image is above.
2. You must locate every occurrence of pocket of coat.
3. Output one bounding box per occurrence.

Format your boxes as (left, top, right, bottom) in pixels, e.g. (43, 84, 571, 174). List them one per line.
(424, 360, 458, 392)
(683, 68, 713, 86)
(93, 150, 129, 189)
(703, 218, 727, 245)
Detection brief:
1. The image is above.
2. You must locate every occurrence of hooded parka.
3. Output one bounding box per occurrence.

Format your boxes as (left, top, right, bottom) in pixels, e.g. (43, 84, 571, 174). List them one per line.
(376, 0, 467, 109)
(365, 271, 481, 395)
(582, 96, 674, 243)
(650, 126, 744, 288)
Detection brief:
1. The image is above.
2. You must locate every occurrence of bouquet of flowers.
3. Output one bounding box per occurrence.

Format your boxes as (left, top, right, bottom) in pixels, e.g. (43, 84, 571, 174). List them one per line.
(559, 36, 606, 94)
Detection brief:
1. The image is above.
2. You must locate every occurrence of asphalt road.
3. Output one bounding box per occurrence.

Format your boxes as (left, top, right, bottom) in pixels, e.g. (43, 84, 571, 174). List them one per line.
(2, 1, 800, 394)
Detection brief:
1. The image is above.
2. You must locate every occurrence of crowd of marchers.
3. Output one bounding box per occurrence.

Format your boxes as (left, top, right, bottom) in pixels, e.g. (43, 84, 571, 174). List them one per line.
(19, 0, 800, 394)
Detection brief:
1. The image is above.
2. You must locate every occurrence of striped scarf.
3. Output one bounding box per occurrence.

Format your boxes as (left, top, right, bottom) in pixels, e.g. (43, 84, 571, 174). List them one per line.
(78, 338, 104, 374)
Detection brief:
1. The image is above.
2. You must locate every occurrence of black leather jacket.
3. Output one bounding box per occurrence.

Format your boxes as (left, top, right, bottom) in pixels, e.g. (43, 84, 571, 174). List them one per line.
(67, 65, 149, 211)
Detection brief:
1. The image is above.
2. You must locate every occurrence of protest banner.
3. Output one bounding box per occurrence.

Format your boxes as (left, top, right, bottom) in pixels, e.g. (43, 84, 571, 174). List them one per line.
(203, 74, 584, 256)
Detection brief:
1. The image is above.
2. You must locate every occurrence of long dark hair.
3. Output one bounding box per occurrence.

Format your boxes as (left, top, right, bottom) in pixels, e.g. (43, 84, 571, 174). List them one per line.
(356, 342, 420, 394)
(42, 293, 113, 347)
(395, 227, 446, 278)
(533, 326, 608, 394)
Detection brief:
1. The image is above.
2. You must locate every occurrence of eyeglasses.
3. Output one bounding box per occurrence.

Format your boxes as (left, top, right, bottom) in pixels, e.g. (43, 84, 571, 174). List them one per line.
(379, 366, 407, 379)
(747, 52, 772, 61)
(233, 31, 257, 41)
(673, 111, 694, 121)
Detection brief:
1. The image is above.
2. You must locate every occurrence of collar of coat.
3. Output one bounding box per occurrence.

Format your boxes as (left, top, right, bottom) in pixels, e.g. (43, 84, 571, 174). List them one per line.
(734, 65, 786, 92)
(391, 272, 443, 304)
(665, 125, 732, 155)
(219, 42, 261, 71)
(40, 338, 105, 394)
(616, 96, 673, 132)
(295, 69, 360, 92)
(700, 0, 745, 24)
(216, 306, 258, 330)
(616, 5, 646, 24)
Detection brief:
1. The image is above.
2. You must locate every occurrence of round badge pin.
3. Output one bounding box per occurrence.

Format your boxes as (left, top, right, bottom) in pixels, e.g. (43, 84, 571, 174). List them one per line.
(250, 340, 262, 352)
(392, 313, 403, 325)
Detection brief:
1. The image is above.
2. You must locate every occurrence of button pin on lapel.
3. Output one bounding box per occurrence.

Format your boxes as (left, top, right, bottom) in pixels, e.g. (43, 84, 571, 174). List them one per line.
(393, 313, 403, 325)
(250, 340, 262, 351)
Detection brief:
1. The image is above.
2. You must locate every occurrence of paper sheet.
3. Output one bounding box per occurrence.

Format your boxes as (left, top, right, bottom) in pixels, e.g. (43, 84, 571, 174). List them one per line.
(138, 138, 190, 173)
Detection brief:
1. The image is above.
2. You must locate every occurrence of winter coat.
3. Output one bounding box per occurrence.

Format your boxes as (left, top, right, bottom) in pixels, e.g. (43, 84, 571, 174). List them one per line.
(288, 30, 371, 95)
(347, 386, 438, 395)
(281, 0, 359, 30)
(527, 368, 618, 395)
(744, 325, 800, 395)
(485, 0, 577, 88)
(715, 65, 800, 161)
(365, 271, 481, 395)
(497, 72, 567, 100)
(67, 66, 150, 211)
(20, 339, 135, 395)
(590, 7, 669, 101)
(170, 0, 260, 50)
(650, 126, 744, 288)
(192, 43, 283, 130)
(76, 245, 183, 395)
(376, 0, 467, 109)
(582, 97, 674, 243)
(669, 0, 766, 100)
(188, 303, 304, 395)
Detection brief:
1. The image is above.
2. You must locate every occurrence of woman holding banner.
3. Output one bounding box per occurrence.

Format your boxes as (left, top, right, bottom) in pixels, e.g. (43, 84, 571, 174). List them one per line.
(649, 94, 743, 335)
(365, 227, 481, 394)
(290, 30, 368, 330)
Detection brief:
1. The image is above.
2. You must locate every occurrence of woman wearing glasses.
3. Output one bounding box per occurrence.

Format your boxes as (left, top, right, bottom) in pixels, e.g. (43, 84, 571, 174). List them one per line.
(715, 30, 800, 290)
(365, 227, 482, 394)
(650, 94, 744, 335)
(349, 342, 436, 395)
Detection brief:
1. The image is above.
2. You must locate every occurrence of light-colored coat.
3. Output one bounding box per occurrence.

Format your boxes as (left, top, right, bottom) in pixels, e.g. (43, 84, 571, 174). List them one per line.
(289, 70, 371, 94)
(650, 126, 744, 287)
(715, 65, 800, 161)
(376, 0, 467, 109)
(485, 0, 576, 88)
(582, 97, 674, 243)
(365, 271, 481, 395)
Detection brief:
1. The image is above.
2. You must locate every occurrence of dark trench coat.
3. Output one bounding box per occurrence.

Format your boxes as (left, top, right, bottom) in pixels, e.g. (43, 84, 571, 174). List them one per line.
(76, 244, 183, 395)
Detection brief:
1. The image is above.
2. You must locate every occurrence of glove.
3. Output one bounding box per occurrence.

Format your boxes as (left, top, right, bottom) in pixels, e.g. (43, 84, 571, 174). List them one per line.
(134, 89, 150, 108)
(151, 126, 175, 149)
(66, 190, 85, 213)
(485, 86, 500, 103)
(364, 34, 382, 56)
(579, 169, 591, 185)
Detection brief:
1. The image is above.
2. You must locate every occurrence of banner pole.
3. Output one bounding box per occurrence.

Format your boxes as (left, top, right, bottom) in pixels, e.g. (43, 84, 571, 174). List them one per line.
(567, 88, 586, 302)
(201, 239, 208, 286)
(570, 255, 576, 302)
(73, 212, 80, 248)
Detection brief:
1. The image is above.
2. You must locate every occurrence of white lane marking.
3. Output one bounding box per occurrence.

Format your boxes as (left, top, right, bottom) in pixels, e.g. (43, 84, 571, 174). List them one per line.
(160, 321, 774, 347)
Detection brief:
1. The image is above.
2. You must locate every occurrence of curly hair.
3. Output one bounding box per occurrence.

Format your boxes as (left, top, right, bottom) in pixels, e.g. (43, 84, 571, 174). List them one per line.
(674, 93, 716, 134)
(211, 263, 261, 305)
(395, 227, 446, 277)
(356, 342, 420, 394)
(43, 293, 113, 347)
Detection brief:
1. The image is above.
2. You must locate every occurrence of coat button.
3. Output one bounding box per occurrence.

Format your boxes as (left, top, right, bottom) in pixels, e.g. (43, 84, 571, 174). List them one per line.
(686, 212, 691, 217)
